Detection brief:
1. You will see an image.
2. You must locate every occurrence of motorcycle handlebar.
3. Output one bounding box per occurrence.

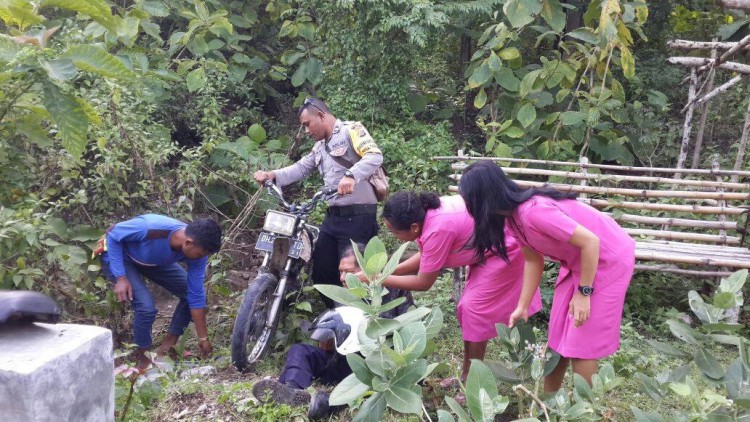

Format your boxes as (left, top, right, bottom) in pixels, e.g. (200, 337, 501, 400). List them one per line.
(263, 181, 337, 212)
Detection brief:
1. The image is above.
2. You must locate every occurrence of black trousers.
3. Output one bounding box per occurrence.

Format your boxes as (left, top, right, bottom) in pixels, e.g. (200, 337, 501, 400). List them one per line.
(312, 210, 378, 307)
(278, 344, 353, 389)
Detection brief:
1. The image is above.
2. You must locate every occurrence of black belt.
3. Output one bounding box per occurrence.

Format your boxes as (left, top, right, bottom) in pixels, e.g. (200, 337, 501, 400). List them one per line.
(327, 204, 377, 216)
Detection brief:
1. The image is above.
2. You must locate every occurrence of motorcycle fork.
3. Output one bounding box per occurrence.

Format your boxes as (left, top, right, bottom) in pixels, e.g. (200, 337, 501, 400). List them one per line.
(265, 258, 293, 329)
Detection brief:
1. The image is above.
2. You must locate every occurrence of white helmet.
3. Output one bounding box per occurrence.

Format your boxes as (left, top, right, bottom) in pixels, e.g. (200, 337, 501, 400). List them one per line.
(309, 306, 366, 355)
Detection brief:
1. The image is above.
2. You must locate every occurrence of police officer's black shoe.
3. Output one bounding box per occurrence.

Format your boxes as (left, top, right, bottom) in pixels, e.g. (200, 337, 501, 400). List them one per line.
(252, 378, 311, 407)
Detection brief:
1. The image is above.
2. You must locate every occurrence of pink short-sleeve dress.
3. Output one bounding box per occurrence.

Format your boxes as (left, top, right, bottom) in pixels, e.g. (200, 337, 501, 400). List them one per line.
(418, 196, 542, 342)
(509, 196, 635, 359)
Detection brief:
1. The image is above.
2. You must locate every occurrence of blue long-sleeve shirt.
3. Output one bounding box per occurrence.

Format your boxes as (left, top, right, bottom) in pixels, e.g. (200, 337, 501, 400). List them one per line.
(106, 214, 208, 309)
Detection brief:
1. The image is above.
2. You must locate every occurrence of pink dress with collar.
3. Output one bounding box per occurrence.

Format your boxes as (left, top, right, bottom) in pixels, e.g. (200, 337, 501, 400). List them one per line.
(509, 196, 635, 359)
(417, 196, 542, 342)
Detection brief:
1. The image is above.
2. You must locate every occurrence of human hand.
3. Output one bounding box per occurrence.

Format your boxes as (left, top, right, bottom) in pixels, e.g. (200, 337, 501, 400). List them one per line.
(354, 271, 370, 284)
(198, 338, 213, 358)
(338, 176, 355, 195)
(114, 277, 133, 302)
(253, 170, 275, 185)
(508, 306, 528, 328)
(318, 338, 335, 352)
(568, 291, 591, 327)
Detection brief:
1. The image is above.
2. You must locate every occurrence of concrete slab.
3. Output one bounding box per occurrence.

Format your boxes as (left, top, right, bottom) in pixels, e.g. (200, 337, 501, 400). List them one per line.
(0, 322, 114, 422)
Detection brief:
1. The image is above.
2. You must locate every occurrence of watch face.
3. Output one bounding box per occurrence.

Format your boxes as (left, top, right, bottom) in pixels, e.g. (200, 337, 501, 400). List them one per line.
(579, 286, 594, 296)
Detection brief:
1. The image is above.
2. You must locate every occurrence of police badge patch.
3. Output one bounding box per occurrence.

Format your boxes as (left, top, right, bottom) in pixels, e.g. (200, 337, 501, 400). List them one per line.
(349, 122, 381, 157)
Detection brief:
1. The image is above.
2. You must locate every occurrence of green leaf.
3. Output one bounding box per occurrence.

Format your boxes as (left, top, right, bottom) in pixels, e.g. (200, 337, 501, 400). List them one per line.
(42, 0, 118, 32)
(0, 34, 23, 62)
(620, 46, 635, 79)
(306, 57, 323, 85)
(329, 373, 370, 405)
(668, 382, 691, 396)
(573, 373, 594, 400)
(635, 373, 664, 402)
(437, 410, 456, 422)
(365, 349, 397, 377)
(394, 307, 431, 325)
(493, 141, 514, 158)
(496, 67, 520, 92)
(247, 123, 266, 143)
(721, 270, 747, 294)
(445, 396, 472, 421)
(644, 339, 688, 358)
(498, 47, 520, 60)
(474, 88, 488, 109)
(141, 21, 162, 41)
(503, 0, 542, 28)
(667, 320, 702, 346)
(466, 360, 498, 421)
(536, 140, 550, 159)
(519, 69, 542, 97)
(560, 111, 585, 126)
(291, 59, 307, 87)
(694, 348, 725, 380)
(352, 392, 387, 422)
(43, 82, 88, 160)
(215, 137, 255, 160)
(391, 359, 427, 388)
(468, 61, 492, 88)
(186, 67, 206, 92)
(566, 28, 599, 44)
(424, 306, 443, 340)
(488, 52, 502, 72)
(298, 22, 315, 40)
(501, 125, 524, 138)
(541, 0, 566, 32)
(399, 322, 427, 361)
(714, 292, 737, 310)
(0, 0, 44, 30)
(379, 242, 409, 281)
(366, 318, 402, 338)
(314, 284, 370, 310)
(365, 252, 388, 277)
(142, 1, 168, 17)
(63, 45, 136, 81)
(407, 93, 428, 113)
(384, 385, 422, 414)
(487, 362, 520, 383)
(517, 103, 536, 128)
(42, 59, 78, 81)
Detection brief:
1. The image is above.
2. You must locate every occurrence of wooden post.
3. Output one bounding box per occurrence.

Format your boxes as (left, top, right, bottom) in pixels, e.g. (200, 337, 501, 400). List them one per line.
(451, 150, 466, 303)
(676, 69, 698, 179)
(731, 99, 750, 183)
(720, 0, 750, 10)
(691, 42, 718, 169)
(578, 156, 589, 199)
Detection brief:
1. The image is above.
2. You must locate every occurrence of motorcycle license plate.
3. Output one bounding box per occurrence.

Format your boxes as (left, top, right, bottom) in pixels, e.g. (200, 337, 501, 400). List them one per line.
(255, 232, 304, 259)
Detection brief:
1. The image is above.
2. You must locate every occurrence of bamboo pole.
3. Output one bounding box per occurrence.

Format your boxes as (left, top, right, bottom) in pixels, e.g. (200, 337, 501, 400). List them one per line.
(453, 165, 750, 190)
(645, 239, 750, 253)
(684, 75, 743, 116)
(690, 43, 718, 169)
(447, 177, 750, 200)
(667, 39, 750, 51)
(627, 228, 739, 244)
(676, 69, 698, 178)
(606, 212, 738, 230)
(634, 264, 734, 277)
(697, 34, 750, 74)
(667, 57, 750, 74)
(635, 242, 750, 260)
(635, 249, 750, 268)
(438, 156, 750, 177)
(446, 185, 749, 214)
(713, 158, 729, 238)
(719, 0, 750, 10)
(731, 98, 750, 183)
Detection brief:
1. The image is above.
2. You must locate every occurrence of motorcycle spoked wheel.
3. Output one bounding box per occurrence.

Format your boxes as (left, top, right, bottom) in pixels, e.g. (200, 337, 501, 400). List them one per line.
(230, 272, 280, 372)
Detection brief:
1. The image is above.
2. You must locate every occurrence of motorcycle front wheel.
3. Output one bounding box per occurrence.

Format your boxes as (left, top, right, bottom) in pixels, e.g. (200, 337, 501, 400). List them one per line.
(230, 272, 279, 372)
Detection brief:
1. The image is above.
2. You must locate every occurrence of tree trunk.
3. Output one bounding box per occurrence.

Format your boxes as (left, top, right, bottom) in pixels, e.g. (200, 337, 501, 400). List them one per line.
(667, 57, 750, 74)
(668, 39, 750, 51)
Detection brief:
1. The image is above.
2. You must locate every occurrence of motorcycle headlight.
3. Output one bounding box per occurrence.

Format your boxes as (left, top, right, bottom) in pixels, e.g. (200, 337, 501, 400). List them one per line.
(263, 211, 297, 236)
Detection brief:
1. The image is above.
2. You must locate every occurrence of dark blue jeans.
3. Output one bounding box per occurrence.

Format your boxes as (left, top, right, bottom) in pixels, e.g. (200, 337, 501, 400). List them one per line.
(279, 344, 353, 389)
(101, 254, 192, 349)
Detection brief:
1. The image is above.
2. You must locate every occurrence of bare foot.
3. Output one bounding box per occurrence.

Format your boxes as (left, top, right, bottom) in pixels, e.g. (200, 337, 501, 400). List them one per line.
(133, 349, 152, 372)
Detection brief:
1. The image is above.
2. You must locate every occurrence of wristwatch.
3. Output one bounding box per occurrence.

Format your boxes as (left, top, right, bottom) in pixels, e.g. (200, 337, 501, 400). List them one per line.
(343, 170, 355, 179)
(578, 285, 594, 296)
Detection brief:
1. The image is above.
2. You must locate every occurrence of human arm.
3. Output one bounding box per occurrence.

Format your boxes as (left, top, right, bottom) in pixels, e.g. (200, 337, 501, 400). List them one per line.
(393, 251, 421, 276)
(346, 122, 383, 182)
(509, 246, 544, 327)
(381, 270, 440, 292)
(190, 308, 212, 357)
(268, 147, 319, 187)
(106, 217, 149, 302)
(186, 256, 212, 357)
(566, 225, 600, 327)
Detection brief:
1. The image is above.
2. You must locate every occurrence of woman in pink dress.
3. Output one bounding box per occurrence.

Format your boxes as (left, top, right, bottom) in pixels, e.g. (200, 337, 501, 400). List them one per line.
(457, 161, 635, 392)
(377, 191, 542, 381)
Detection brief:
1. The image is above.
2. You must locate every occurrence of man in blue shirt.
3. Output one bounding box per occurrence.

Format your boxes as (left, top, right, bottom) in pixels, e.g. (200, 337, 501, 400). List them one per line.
(97, 214, 222, 370)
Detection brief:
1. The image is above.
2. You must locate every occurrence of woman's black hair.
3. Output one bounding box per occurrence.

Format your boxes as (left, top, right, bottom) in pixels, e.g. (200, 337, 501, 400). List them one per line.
(381, 191, 441, 230)
(458, 160, 576, 263)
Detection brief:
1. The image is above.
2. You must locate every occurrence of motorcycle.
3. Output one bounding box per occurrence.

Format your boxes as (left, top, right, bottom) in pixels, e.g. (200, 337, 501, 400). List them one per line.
(231, 180, 336, 372)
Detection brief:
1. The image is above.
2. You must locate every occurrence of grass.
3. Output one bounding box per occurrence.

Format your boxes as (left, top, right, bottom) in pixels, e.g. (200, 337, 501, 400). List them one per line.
(121, 270, 746, 421)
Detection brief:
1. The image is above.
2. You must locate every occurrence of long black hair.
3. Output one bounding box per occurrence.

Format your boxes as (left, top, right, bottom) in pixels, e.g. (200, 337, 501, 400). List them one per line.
(458, 160, 576, 263)
(381, 191, 441, 230)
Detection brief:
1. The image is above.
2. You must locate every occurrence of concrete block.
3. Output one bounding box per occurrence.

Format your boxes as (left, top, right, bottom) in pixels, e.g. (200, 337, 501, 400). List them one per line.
(0, 323, 114, 422)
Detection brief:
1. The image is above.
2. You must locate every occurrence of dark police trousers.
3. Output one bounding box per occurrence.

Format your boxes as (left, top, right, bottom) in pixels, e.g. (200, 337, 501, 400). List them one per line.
(312, 206, 378, 308)
(278, 344, 353, 389)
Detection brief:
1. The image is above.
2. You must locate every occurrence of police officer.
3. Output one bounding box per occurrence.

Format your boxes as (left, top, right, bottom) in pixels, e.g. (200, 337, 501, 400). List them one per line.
(253, 98, 382, 306)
